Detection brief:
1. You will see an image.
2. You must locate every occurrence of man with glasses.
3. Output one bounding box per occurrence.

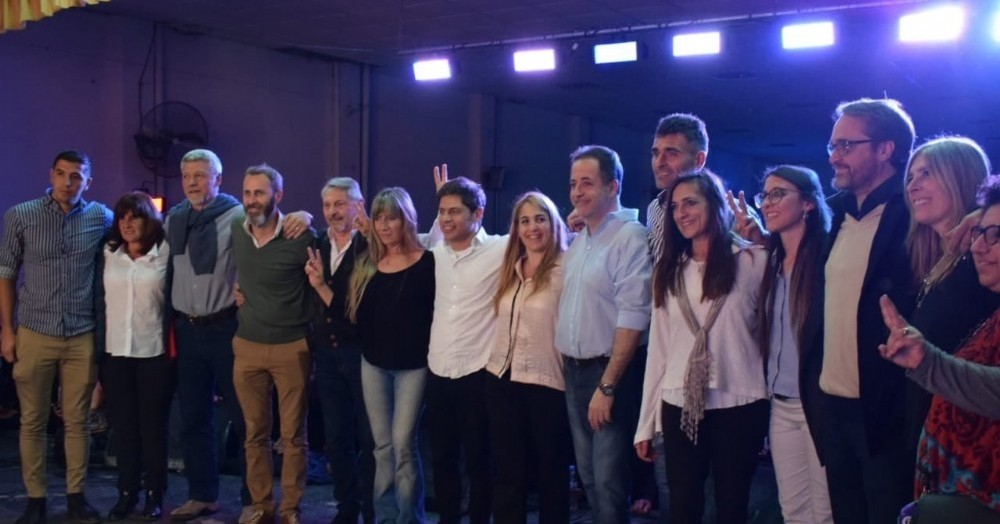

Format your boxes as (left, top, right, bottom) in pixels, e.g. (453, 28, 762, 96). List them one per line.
(820, 98, 916, 524)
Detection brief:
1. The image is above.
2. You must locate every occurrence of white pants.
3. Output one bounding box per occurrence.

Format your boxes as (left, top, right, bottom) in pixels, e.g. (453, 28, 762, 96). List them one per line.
(770, 397, 833, 524)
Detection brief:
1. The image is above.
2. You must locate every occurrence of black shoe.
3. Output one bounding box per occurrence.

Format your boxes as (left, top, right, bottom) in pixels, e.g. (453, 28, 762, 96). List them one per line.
(107, 490, 137, 521)
(66, 492, 101, 524)
(15, 497, 46, 524)
(140, 490, 162, 521)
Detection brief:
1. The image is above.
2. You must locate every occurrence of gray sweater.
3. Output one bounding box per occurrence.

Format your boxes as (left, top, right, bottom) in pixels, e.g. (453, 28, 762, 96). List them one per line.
(907, 342, 1000, 420)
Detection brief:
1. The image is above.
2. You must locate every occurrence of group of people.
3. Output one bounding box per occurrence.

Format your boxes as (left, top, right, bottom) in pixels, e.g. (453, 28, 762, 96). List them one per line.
(0, 95, 997, 524)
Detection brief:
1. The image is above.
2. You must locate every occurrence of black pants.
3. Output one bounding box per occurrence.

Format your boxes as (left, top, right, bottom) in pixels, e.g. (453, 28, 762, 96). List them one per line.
(425, 369, 493, 524)
(100, 353, 175, 493)
(822, 394, 913, 524)
(660, 399, 769, 524)
(485, 374, 570, 524)
(315, 343, 375, 523)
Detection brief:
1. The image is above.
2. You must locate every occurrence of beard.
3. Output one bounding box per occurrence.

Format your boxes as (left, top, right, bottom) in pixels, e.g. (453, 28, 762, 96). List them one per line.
(245, 196, 277, 227)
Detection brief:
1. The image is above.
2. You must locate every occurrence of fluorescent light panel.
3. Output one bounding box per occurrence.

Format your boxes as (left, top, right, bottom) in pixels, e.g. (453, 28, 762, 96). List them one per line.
(413, 59, 451, 81)
(593, 41, 638, 64)
(899, 5, 964, 42)
(673, 31, 721, 57)
(782, 21, 835, 49)
(513, 49, 556, 72)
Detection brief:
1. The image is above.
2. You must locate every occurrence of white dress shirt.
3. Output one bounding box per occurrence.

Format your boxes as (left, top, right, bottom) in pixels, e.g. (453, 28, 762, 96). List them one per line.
(428, 227, 508, 378)
(103, 242, 170, 358)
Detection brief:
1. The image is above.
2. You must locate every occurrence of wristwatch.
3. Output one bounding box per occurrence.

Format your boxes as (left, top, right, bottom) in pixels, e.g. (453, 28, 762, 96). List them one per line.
(598, 383, 615, 397)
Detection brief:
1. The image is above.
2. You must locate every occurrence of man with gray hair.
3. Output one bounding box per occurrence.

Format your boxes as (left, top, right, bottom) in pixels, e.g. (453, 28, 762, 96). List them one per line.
(232, 164, 316, 524)
(167, 150, 311, 523)
(306, 177, 374, 524)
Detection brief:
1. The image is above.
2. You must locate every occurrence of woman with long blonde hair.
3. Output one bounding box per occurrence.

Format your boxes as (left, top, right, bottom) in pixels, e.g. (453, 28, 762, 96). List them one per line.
(346, 187, 435, 524)
(484, 191, 570, 524)
(902, 136, 999, 457)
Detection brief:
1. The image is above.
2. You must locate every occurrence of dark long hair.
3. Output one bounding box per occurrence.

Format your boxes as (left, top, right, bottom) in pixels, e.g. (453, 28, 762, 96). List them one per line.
(654, 170, 743, 307)
(756, 166, 831, 358)
(106, 192, 165, 255)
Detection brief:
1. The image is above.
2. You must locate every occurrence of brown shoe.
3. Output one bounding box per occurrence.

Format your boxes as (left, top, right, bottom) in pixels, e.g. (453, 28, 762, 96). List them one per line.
(169, 499, 219, 521)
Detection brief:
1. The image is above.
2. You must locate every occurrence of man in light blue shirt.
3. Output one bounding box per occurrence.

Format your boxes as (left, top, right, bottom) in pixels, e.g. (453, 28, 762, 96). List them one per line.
(556, 145, 652, 524)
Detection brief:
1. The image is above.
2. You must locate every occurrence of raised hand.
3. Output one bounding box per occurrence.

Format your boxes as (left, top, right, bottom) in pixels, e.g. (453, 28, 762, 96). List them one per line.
(726, 189, 764, 243)
(943, 209, 982, 256)
(352, 201, 371, 237)
(433, 164, 449, 193)
(305, 246, 325, 289)
(566, 209, 585, 233)
(877, 294, 928, 369)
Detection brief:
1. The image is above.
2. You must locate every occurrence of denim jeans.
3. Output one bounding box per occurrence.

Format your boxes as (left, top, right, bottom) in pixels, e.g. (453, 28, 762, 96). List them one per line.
(562, 356, 640, 524)
(315, 343, 375, 523)
(361, 358, 428, 524)
(174, 314, 250, 505)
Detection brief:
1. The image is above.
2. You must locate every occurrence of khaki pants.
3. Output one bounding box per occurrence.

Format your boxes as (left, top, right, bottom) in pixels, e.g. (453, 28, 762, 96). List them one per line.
(232, 336, 310, 515)
(13, 328, 96, 497)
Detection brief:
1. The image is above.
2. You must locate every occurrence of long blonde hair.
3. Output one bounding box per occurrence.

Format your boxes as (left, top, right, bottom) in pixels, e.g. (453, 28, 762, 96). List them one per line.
(345, 187, 422, 322)
(492, 192, 568, 313)
(905, 136, 989, 289)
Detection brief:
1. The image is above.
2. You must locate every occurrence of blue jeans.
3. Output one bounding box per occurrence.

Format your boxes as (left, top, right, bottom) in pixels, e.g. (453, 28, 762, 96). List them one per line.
(315, 343, 375, 522)
(361, 358, 428, 524)
(174, 314, 250, 505)
(563, 356, 640, 524)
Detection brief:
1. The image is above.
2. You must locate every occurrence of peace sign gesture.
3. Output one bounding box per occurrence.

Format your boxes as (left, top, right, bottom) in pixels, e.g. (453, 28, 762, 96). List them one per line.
(352, 200, 371, 237)
(305, 246, 325, 289)
(434, 164, 449, 193)
(726, 189, 764, 243)
(877, 294, 927, 369)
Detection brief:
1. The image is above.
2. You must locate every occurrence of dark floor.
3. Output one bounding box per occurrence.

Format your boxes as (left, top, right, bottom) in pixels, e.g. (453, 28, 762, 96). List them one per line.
(0, 426, 783, 524)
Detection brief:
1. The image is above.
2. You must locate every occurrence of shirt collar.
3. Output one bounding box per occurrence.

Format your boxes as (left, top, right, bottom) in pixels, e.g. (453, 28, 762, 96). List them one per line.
(446, 226, 489, 255)
(587, 208, 639, 236)
(844, 173, 903, 219)
(242, 211, 286, 239)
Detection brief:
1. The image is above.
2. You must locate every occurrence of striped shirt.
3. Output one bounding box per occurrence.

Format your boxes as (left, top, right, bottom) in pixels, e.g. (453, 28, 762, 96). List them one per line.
(0, 192, 112, 337)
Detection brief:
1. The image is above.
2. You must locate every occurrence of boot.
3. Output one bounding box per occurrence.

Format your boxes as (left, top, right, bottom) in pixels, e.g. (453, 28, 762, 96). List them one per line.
(66, 492, 101, 524)
(15, 497, 46, 524)
(107, 490, 137, 521)
(140, 490, 163, 521)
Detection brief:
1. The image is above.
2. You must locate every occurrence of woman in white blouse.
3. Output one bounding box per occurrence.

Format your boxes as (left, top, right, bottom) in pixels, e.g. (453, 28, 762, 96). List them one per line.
(484, 191, 570, 524)
(635, 171, 769, 524)
(96, 192, 172, 521)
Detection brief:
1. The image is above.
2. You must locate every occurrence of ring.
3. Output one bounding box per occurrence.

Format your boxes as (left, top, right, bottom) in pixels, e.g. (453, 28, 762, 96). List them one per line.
(901, 326, 911, 336)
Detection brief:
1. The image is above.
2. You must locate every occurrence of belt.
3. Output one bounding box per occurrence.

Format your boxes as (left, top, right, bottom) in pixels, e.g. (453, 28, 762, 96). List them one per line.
(773, 393, 799, 401)
(563, 355, 610, 367)
(178, 305, 238, 326)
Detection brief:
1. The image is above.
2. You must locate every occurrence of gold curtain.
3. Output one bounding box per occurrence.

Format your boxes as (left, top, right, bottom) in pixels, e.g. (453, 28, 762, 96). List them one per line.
(1, 0, 109, 34)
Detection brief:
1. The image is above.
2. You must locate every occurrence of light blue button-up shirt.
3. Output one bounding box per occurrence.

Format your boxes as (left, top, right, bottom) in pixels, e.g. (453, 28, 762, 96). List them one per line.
(556, 208, 652, 359)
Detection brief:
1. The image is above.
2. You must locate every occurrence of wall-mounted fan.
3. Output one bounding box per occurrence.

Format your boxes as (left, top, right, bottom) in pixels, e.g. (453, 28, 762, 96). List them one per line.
(134, 101, 209, 178)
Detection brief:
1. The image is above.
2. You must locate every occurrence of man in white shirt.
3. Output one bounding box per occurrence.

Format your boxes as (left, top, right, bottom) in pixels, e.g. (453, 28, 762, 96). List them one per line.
(425, 167, 505, 524)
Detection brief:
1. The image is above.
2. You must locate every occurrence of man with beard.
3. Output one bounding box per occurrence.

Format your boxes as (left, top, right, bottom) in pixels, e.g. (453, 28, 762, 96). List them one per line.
(167, 150, 312, 523)
(231, 164, 316, 524)
(820, 98, 916, 524)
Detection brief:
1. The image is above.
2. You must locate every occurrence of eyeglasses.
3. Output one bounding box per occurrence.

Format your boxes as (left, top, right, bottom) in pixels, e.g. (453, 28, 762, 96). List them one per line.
(826, 139, 875, 156)
(971, 224, 1000, 246)
(753, 188, 801, 208)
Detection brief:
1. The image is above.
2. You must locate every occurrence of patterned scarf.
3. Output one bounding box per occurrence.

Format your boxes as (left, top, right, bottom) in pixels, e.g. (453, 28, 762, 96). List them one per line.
(676, 261, 728, 444)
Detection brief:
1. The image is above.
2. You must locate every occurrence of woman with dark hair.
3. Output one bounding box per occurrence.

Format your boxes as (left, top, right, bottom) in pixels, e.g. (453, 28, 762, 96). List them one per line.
(901, 137, 999, 456)
(635, 170, 769, 524)
(880, 175, 1000, 523)
(96, 192, 173, 521)
(754, 166, 833, 523)
(345, 187, 435, 524)
(485, 191, 570, 524)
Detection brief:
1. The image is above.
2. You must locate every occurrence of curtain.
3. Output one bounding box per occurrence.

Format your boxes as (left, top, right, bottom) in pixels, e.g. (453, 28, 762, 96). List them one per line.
(1, 0, 109, 34)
